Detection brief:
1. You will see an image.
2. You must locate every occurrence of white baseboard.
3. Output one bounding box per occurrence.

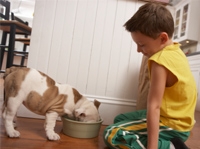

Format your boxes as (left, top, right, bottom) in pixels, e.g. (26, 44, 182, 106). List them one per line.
(17, 95, 137, 125)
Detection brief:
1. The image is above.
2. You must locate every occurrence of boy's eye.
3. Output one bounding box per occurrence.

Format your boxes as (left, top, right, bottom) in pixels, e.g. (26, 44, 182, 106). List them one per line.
(139, 44, 144, 47)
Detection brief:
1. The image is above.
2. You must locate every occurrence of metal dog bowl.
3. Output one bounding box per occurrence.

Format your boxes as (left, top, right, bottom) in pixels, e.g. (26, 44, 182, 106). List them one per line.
(61, 115, 103, 138)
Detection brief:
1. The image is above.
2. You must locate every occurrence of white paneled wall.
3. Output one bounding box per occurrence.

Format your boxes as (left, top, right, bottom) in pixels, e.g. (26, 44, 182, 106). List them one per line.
(19, 0, 145, 124)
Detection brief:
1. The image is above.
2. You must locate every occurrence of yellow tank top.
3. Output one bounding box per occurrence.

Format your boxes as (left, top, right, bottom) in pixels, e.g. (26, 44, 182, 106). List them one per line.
(148, 43, 197, 131)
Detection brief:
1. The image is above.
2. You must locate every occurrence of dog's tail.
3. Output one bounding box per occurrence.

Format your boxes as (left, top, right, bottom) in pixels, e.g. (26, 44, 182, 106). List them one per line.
(3, 66, 20, 79)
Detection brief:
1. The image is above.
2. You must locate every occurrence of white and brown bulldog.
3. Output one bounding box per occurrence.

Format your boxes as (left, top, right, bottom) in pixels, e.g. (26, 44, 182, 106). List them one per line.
(2, 67, 101, 140)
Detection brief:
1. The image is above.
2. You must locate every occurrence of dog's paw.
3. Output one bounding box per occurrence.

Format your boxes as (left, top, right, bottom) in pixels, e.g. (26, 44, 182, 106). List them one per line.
(13, 121, 17, 128)
(7, 130, 20, 138)
(47, 132, 60, 141)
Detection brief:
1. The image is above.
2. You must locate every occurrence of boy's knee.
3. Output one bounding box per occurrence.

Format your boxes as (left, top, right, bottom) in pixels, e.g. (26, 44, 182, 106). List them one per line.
(103, 125, 112, 145)
(114, 114, 124, 123)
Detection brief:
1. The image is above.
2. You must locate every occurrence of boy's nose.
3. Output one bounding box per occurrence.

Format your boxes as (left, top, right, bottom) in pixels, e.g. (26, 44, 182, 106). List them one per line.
(137, 46, 142, 53)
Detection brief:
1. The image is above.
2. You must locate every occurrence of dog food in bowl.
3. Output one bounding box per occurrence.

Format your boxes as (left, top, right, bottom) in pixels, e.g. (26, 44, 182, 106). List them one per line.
(62, 115, 103, 138)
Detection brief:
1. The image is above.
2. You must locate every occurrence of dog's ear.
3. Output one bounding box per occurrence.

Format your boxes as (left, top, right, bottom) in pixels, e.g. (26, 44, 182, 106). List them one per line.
(94, 99, 101, 109)
(74, 108, 86, 118)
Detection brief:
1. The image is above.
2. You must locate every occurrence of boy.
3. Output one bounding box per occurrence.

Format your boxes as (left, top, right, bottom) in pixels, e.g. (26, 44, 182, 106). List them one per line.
(103, 2, 197, 149)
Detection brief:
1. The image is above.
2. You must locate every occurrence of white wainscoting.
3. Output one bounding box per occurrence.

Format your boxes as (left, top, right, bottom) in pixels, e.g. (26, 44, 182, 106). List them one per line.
(28, 0, 143, 99)
(17, 0, 175, 124)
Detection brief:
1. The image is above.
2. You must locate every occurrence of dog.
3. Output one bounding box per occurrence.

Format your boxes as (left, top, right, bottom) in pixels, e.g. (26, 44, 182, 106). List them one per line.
(2, 67, 101, 140)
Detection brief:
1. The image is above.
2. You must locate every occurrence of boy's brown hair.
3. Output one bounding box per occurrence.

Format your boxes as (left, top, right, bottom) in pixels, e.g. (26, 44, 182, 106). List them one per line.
(124, 2, 174, 39)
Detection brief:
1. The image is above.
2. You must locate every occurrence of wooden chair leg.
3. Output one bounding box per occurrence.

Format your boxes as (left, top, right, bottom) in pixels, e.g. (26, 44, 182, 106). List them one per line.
(0, 32, 8, 70)
(20, 44, 28, 66)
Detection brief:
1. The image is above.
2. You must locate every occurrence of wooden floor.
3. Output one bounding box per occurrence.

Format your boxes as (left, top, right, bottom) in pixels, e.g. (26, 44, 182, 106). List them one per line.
(0, 117, 108, 149)
(0, 77, 200, 149)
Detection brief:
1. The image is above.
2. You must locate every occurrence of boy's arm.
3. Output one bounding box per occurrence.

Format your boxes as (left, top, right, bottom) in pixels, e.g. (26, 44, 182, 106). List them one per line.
(147, 61, 168, 149)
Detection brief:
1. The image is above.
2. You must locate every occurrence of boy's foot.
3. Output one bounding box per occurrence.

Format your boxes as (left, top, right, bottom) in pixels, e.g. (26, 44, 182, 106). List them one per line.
(171, 138, 189, 149)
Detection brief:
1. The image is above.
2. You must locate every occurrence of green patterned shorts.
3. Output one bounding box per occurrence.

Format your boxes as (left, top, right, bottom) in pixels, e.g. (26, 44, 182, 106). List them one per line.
(103, 110, 190, 149)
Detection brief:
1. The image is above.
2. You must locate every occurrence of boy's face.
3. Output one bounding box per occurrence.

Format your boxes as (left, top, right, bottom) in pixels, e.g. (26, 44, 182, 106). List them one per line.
(131, 31, 163, 58)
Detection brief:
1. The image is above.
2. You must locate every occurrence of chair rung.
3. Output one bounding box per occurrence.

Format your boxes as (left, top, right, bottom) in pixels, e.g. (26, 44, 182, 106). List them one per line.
(12, 64, 26, 67)
(0, 45, 8, 48)
(0, 70, 5, 73)
(14, 54, 28, 57)
(15, 38, 30, 45)
(13, 50, 29, 55)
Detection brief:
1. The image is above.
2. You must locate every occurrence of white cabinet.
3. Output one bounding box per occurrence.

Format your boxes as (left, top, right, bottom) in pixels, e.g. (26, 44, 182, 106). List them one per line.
(174, 0, 200, 47)
(187, 54, 200, 112)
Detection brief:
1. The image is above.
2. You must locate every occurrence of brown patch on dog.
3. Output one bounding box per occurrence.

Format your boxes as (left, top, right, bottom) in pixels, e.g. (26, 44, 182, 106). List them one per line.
(25, 86, 67, 116)
(39, 71, 55, 87)
(3, 67, 20, 79)
(25, 91, 42, 113)
(49, 94, 67, 115)
(72, 88, 82, 103)
(4, 67, 30, 106)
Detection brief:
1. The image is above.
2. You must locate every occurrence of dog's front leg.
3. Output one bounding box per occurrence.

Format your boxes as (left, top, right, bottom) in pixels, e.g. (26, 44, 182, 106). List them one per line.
(44, 112, 60, 140)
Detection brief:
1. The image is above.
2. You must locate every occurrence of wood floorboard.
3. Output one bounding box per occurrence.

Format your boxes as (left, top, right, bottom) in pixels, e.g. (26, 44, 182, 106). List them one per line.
(185, 111, 200, 149)
(0, 117, 109, 149)
(0, 78, 200, 149)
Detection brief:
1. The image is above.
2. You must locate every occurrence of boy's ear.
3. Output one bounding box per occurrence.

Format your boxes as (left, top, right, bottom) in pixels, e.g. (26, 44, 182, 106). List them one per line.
(160, 32, 168, 44)
(94, 99, 101, 109)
